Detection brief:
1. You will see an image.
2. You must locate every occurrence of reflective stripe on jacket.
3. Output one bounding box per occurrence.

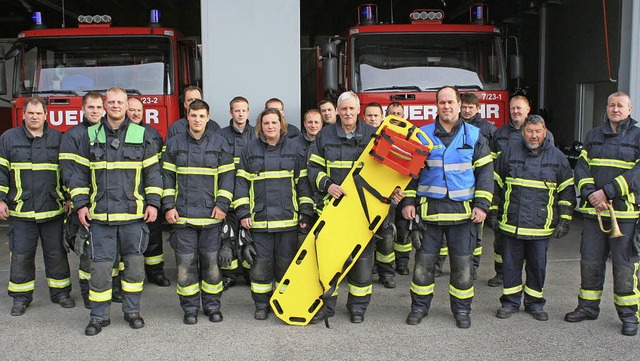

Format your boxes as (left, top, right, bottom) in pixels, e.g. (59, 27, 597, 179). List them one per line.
(574, 117, 640, 221)
(494, 136, 576, 239)
(234, 134, 313, 232)
(0, 124, 64, 222)
(67, 118, 162, 224)
(162, 127, 235, 227)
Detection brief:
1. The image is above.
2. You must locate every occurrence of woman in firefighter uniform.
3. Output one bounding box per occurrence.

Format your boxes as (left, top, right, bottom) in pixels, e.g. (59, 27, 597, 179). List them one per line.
(493, 115, 575, 321)
(234, 108, 313, 320)
(0, 97, 74, 316)
(565, 91, 640, 336)
(162, 99, 235, 325)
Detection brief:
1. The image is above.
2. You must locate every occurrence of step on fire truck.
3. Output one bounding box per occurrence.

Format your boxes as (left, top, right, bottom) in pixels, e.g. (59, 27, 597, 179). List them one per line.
(0, 10, 201, 137)
(318, 4, 521, 128)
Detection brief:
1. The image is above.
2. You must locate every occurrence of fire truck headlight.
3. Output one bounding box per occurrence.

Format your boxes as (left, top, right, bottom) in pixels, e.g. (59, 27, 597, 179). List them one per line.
(101, 15, 112, 23)
(92, 15, 102, 23)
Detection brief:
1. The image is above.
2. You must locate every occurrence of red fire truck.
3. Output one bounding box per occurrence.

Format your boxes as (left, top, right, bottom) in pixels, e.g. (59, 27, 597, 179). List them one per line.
(319, 4, 515, 128)
(0, 10, 200, 137)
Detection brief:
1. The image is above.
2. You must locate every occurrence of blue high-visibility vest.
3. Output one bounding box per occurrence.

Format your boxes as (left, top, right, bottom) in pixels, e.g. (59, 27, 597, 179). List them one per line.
(417, 122, 479, 201)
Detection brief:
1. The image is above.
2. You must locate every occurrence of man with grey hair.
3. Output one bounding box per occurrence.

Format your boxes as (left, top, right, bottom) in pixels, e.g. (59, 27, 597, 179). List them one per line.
(565, 91, 640, 336)
(493, 115, 575, 322)
(308, 91, 402, 324)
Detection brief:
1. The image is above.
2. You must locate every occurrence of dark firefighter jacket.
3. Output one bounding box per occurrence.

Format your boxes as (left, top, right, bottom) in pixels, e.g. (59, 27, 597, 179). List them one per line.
(307, 118, 376, 211)
(166, 117, 220, 140)
(66, 117, 163, 224)
(59, 117, 94, 197)
(494, 134, 575, 239)
(233, 134, 313, 232)
(575, 117, 640, 222)
(217, 120, 256, 166)
(0, 123, 64, 222)
(162, 127, 235, 227)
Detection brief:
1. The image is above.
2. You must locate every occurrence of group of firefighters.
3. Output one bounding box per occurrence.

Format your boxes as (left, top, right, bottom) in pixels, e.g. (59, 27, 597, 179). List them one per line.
(1, 84, 639, 337)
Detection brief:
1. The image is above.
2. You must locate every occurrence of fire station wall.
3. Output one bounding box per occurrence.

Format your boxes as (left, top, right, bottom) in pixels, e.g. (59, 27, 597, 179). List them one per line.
(201, 1, 301, 127)
(545, 0, 621, 146)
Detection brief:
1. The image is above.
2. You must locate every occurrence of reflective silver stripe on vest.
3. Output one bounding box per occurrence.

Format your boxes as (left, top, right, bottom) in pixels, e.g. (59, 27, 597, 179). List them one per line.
(427, 160, 443, 167)
(417, 185, 447, 195)
(444, 162, 472, 172)
(449, 187, 475, 198)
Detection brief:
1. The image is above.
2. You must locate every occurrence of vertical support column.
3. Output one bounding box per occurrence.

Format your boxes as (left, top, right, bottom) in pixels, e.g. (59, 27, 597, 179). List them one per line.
(201, 1, 301, 126)
(619, 0, 639, 118)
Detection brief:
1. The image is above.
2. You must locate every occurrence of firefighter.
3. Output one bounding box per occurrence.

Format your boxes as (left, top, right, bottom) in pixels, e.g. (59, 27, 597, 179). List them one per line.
(127, 97, 170, 287)
(162, 99, 235, 325)
(363, 102, 383, 127)
(0, 97, 74, 316)
(294, 109, 323, 255)
(59, 92, 121, 309)
(386, 101, 404, 118)
(319, 98, 338, 126)
(565, 91, 640, 336)
(217, 96, 256, 289)
(403, 86, 493, 328)
(166, 86, 220, 139)
(364, 102, 397, 288)
(69, 87, 163, 336)
(234, 108, 313, 320)
(264, 98, 303, 139)
(308, 91, 403, 323)
(436, 93, 498, 279)
(493, 115, 575, 321)
(487, 95, 531, 287)
(385, 102, 412, 276)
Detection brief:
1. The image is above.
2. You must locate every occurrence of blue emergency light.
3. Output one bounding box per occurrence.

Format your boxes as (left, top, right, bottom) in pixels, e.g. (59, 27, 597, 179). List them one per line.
(150, 9, 161, 25)
(358, 4, 377, 26)
(31, 12, 42, 25)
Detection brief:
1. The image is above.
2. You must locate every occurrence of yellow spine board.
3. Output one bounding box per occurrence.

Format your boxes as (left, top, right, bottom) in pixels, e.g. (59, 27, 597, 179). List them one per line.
(270, 116, 432, 325)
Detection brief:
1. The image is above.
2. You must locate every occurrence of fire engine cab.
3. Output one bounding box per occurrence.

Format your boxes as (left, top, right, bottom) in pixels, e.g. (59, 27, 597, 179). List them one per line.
(0, 10, 200, 137)
(319, 4, 515, 128)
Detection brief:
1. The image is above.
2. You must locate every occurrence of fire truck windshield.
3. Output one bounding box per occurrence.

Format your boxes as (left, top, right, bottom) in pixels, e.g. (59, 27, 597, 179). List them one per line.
(351, 32, 506, 93)
(11, 36, 172, 97)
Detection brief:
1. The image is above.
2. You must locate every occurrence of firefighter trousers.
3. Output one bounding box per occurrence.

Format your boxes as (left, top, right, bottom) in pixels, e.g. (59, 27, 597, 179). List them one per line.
(394, 214, 411, 269)
(577, 218, 640, 324)
(322, 241, 375, 315)
(87, 221, 149, 321)
(143, 217, 165, 277)
(493, 231, 504, 275)
(7, 218, 71, 305)
(169, 225, 222, 313)
(437, 223, 483, 271)
(249, 230, 297, 309)
(500, 235, 549, 311)
(375, 225, 395, 278)
(410, 222, 475, 314)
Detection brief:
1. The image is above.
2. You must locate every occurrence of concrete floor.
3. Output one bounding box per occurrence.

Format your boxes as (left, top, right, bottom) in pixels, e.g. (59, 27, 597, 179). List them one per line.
(0, 214, 637, 360)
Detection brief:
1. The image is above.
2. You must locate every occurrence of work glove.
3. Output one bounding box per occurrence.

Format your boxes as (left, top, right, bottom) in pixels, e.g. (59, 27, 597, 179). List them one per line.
(62, 214, 76, 253)
(552, 218, 571, 238)
(218, 239, 235, 269)
(487, 209, 499, 231)
(408, 219, 423, 250)
(239, 229, 257, 267)
(218, 220, 236, 268)
(74, 225, 90, 258)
